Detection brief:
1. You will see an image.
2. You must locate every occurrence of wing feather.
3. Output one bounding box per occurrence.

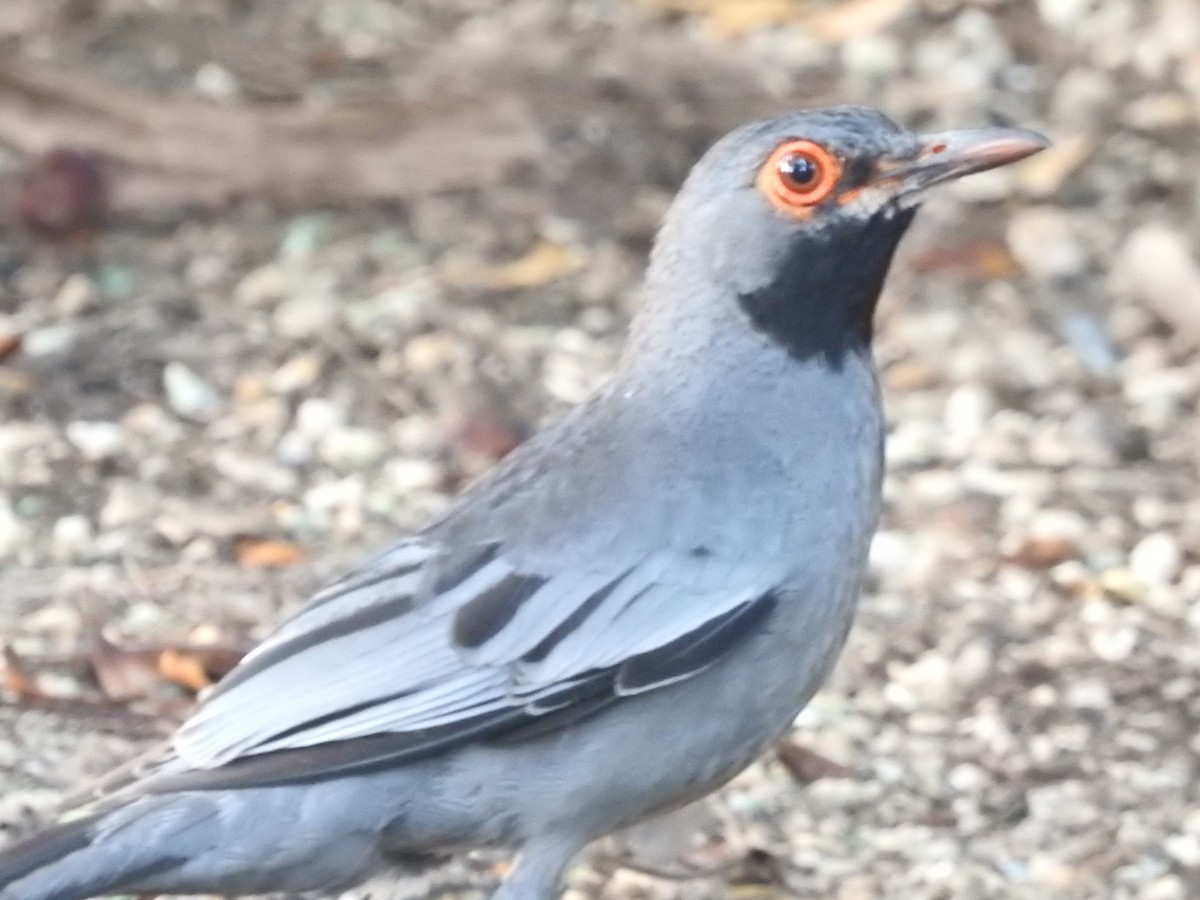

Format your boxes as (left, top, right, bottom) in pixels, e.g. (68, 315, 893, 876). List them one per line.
(173, 533, 784, 773)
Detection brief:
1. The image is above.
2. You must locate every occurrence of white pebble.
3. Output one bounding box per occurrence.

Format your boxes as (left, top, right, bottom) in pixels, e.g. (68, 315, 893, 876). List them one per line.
(1035, 0, 1093, 30)
(22, 325, 76, 358)
(276, 430, 313, 467)
(100, 480, 157, 528)
(1089, 625, 1138, 663)
(52, 514, 94, 563)
(943, 382, 994, 456)
(384, 458, 442, 493)
(841, 35, 903, 77)
(194, 62, 239, 101)
(163, 362, 222, 422)
(1029, 508, 1089, 541)
(1064, 678, 1112, 710)
(295, 398, 346, 439)
(273, 294, 338, 340)
(318, 428, 387, 471)
(54, 273, 97, 316)
(236, 264, 294, 306)
(868, 529, 910, 576)
(65, 420, 125, 462)
(1130, 531, 1182, 586)
(1007, 207, 1089, 281)
(0, 494, 26, 559)
(1119, 223, 1200, 344)
(1140, 876, 1186, 900)
(1164, 834, 1200, 867)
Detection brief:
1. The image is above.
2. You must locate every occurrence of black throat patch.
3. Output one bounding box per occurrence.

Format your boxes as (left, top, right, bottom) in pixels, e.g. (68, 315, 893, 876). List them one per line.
(737, 205, 917, 365)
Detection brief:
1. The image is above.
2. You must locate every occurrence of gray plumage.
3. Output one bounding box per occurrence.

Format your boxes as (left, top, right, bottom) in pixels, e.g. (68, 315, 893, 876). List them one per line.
(0, 107, 1046, 900)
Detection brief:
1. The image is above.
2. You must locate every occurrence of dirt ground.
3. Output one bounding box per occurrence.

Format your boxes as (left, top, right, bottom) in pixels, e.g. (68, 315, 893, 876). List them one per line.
(0, 0, 1199, 898)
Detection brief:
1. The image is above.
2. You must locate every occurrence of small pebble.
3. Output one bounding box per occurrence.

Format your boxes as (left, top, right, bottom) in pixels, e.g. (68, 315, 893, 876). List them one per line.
(1006, 207, 1089, 281)
(0, 496, 26, 559)
(269, 354, 324, 393)
(51, 514, 94, 563)
(1129, 532, 1182, 587)
(194, 62, 239, 101)
(295, 398, 346, 439)
(1163, 834, 1200, 867)
(65, 420, 125, 462)
(1119, 223, 1200, 345)
(53, 273, 97, 316)
(21, 325, 76, 358)
(384, 458, 443, 493)
(318, 428, 387, 471)
(274, 294, 338, 340)
(163, 362, 222, 422)
(236, 264, 294, 306)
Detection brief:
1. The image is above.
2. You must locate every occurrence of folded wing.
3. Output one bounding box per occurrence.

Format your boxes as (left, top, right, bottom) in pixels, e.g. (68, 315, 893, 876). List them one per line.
(171, 531, 782, 782)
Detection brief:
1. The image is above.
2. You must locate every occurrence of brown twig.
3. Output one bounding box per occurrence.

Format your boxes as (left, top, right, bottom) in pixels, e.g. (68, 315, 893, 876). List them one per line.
(0, 56, 545, 219)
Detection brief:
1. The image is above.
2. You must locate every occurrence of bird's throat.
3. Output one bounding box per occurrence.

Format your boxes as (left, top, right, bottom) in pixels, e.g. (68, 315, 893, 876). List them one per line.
(736, 206, 916, 366)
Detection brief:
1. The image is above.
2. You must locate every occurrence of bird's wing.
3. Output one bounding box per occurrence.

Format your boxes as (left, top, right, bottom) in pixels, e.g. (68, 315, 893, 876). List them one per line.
(170, 530, 783, 782)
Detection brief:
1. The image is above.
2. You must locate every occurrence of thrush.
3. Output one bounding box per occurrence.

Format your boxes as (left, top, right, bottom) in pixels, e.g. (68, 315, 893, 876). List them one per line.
(0, 107, 1047, 900)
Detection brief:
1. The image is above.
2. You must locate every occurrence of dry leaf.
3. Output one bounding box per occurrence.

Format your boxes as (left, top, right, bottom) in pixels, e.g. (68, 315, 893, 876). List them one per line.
(909, 239, 1021, 281)
(1006, 535, 1078, 570)
(1014, 134, 1093, 197)
(0, 331, 21, 361)
(1, 645, 42, 700)
(706, 0, 797, 38)
(492, 859, 514, 878)
(157, 647, 215, 693)
(0, 369, 34, 395)
(439, 379, 531, 479)
(161, 642, 244, 692)
(90, 638, 162, 703)
(632, 0, 762, 14)
(800, 0, 915, 43)
(632, 0, 797, 39)
(232, 535, 307, 568)
(883, 358, 941, 392)
(439, 240, 584, 291)
(774, 739, 851, 783)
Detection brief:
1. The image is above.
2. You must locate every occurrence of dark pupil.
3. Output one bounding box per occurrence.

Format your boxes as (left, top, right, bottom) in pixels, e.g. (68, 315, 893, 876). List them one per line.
(780, 153, 817, 186)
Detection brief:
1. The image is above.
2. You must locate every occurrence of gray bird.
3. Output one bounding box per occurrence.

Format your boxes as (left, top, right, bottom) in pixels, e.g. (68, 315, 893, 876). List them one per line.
(0, 107, 1046, 900)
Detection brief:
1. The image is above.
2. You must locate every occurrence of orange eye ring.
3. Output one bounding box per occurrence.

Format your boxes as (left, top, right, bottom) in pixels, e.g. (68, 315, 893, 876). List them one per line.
(756, 139, 842, 216)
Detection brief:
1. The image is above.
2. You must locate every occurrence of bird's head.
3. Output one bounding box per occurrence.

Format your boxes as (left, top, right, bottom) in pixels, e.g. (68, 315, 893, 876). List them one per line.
(641, 107, 1048, 363)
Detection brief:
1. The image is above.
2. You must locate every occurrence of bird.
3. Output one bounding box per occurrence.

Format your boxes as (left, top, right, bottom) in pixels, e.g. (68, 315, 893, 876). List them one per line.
(0, 106, 1047, 900)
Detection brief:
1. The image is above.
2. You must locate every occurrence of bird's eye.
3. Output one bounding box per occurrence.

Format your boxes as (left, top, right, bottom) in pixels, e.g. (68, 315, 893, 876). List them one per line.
(756, 140, 842, 216)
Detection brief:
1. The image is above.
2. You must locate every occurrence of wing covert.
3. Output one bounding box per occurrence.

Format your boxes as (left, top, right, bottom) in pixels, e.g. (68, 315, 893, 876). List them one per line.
(173, 533, 783, 777)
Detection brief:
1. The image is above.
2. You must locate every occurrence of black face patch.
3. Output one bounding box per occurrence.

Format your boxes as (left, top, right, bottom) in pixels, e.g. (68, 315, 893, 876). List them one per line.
(736, 205, 917, 364)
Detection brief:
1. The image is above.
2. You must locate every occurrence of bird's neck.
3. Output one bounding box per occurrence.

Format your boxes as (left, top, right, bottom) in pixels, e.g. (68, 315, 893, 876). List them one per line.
(622, 207, 914, 374)
(615, 261, 881, 434)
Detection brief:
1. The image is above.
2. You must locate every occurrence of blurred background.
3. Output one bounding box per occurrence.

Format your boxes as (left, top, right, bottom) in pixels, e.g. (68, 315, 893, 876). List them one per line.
(0, 1, 1198, 898)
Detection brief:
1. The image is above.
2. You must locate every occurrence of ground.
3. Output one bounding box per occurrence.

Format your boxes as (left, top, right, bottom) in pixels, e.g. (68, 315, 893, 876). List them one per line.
(0, 1, 1199, 898)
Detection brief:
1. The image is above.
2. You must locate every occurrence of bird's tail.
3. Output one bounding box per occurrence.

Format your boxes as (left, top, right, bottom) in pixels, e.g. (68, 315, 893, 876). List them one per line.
(0, 780, 390, 900)
(0, 798, 197, 900)
(1, 814, 135, 900)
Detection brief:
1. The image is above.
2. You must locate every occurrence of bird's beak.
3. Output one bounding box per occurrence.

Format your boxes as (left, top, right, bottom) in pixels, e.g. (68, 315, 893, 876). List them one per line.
(877, 126, 1051, 197)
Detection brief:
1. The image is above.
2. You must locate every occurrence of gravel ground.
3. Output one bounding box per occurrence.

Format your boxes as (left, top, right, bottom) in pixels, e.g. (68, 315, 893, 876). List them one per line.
(1, 1, 1199, 898)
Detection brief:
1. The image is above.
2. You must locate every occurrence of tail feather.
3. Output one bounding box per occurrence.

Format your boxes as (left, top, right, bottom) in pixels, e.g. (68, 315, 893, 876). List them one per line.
(0, 816, 98, 889)
(0, 783, 385, 900)
(0, 809, 184, 900)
